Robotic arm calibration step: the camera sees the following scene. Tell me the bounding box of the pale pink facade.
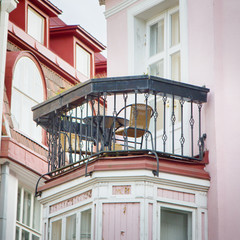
[103,0,240,239]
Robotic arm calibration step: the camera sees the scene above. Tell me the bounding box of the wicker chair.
[113,103,154,149]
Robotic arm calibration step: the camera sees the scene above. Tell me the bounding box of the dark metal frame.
[32,75,209,190]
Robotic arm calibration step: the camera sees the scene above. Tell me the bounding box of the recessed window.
[16,186,42,240]
[51,208,92,240]
[11,56,44,143]
[161,208,192,240]
[27,6,45,44]
[76,44,91,78]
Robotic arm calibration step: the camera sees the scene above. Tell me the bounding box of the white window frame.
[76,44,91,78]
[27,6,45,44]
[50,205,93,240]
[16,186,42,240]
[158,203,196,240]
[146,6,180,80]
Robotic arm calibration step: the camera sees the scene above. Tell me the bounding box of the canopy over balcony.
[32,75,209,181]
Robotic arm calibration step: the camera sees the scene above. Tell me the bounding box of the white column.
[0,162,9,240]
[0,0,17,151]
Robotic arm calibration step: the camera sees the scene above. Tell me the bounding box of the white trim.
[104,0,137,19]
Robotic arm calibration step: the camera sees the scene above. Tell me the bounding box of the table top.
[83,115,129,129]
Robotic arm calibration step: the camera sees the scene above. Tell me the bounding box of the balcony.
[32,75,209,180]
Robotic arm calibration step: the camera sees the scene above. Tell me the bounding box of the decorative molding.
[157,188,195,203]
[49,190,92,213]
[105,0,137,19]
[112,185,131,195]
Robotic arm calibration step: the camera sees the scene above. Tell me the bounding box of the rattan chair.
[113,103,154,149]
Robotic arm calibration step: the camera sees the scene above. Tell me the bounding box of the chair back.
[129,104,153,130]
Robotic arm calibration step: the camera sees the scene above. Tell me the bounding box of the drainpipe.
[0,162,10,240]
[0,0,17,151]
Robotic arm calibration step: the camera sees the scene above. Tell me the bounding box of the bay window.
[16,186,42,240]
[51,208,92,240]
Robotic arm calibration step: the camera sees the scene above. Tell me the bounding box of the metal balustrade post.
[171,95,176,154]
[179,99,185,155]
[123,93,128,150]
[189,101,194,157]
[134,90,138,150]
[154,93,157,151]
[113,93,117,150]
[162,96,167,152]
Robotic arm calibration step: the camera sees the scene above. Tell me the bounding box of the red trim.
[0,137,48,176]
[8,21,82,84]
[38,154,210,192]
[50,25,106,52]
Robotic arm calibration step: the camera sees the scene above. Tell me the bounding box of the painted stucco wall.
[104,0,240,239]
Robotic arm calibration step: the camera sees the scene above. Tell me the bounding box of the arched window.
[11,56,45,142]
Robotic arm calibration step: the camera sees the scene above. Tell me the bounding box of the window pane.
[171,52,181,81]
[16,187,21,222]
[81,209,91,240]
[52,219,62,240]
[22,229,30,240]
[15,226,20,240]
[171,11,180,46]
[161,209,190,240]
[150,19,164,56]
[22,190,31,226]
[32,235,40,240]
[76,44,90,78]
[28,7,45,43]
[66,214,76,240]
[149,60,164,77]
[33,198,41,231]
[11,56,44,142]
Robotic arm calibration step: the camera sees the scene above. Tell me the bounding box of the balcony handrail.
[32,75,210,175]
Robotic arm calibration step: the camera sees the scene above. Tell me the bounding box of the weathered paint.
[157,188,195,203]
[102,203,140,240]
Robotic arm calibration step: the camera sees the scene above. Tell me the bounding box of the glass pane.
[16,187,21,222]
[171,11,180,46]
[33,198,41,231]
[52,219,62,240]
[171,52,181,81]
[32,235,40,240]
[150,19,164,56]
[81,209,91,240]
[22,229,30,240]
[22,190,31,227]
[76,44,90,78]
[161,209,190,240]
[11,56,44,142]
[28,7,45,43]
[66,214,77,240]
[149,60,164,77]
[15,226,20,240]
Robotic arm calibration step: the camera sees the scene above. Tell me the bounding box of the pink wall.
[102,203,140,240]
[188,0,240,239]
[105,0,240,239]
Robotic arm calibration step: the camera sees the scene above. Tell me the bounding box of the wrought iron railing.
[32,75,209,176]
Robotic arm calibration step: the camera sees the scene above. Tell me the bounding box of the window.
[27,6,45,44]
[16,186,42,240]
[51,208,92,240]
[11,56,44,143]
[76,44,91,78]
[147,6,180,80]
[160,208,192,240]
